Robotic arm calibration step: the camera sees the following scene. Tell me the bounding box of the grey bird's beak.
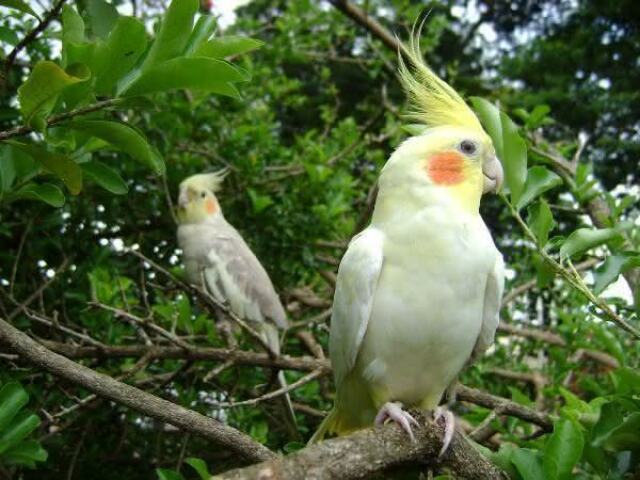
[482,155,504,194]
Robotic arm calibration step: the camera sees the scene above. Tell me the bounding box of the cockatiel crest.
[179,167,229,194]
[398,33,485,133]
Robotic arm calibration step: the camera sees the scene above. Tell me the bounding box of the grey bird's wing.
[181,219,298,436]
[199,220,288,333]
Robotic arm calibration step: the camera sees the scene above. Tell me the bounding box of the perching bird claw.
[375,402,419,442]
[433,406,456,457]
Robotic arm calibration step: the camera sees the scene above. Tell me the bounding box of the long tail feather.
[276,370,300,440]
[308,408,337,444]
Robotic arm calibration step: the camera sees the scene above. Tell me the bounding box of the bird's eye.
[200,192,207,199]
[459,140,477,156]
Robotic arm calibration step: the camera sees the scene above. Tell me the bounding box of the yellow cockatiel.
[311,35,505,452]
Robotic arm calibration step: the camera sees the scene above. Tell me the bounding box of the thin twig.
[10,221,32,296]
[505,198,640,339]
[90,302,191,349]
[210,369,323,409]
[6,259,68,320]
[0,99,120,141]
[3,0,68,76]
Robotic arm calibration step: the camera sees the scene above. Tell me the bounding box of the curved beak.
[482,155,504,194]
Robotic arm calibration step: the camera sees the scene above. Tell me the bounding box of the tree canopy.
[0,1,638,479]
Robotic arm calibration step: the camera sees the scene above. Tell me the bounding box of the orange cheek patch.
[426,152,465,185]
[205,198,217,215]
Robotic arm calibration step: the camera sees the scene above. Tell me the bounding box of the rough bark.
[216,413,505,480]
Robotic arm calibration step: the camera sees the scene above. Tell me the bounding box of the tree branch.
[0,99,119,141]
[329,0,408,60]
[0,317,274,464]
[38,341,331,373]
[3,0,68,76]
[218,411,505,479]
[455,385,552,432]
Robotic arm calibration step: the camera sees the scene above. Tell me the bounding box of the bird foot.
[433,406,455,457]
[375,401,419,442]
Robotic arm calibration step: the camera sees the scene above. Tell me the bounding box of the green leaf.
[517,166,562,210]
[12,183,65,207]
[185,457,210,480]
[143,0,199,69]
[0,0,39,19]
[559,224,632,259]
[247,188,274,213]
[95,17,148,95]
[10,143,82,194]
[67,120,164,174]
[500,111,528,204]
[1,145,38,187]
[123,57,248,98]
[184,15,217,55]
[2,440,48,467]
[0,383,28,433]
[526,104,551,129]
[0,411,40,454]
[486,443,519,479]
[194,36,264,58]
[600,413,640,452]
[610,368,640,395]
[61,5,85,47]
[81,161,128,195]
[511,448,546,480]
[543,418,584,479]
[85,0,119,39]
[591,402,628,449]
[593,254,640,295]
[17,61,90,129]
[527,199,555,247]
[155,469,185,480]
[0,147,17,193]
[0,26,19,45]
[470,97,503,161]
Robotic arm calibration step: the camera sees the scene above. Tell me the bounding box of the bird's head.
[377,33,503,215]
[176,169,229,224]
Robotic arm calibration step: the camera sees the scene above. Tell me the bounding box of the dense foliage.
[0,0,638,478]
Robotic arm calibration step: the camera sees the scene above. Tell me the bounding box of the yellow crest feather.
[398,25,483,133]
[180,167,229,193]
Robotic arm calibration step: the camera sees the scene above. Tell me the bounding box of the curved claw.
[434,406,456,457]
[375,402,419,442]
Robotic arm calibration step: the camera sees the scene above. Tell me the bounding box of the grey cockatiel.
[176,170,297,435]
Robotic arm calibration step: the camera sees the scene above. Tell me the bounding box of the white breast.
[357,207,495,409]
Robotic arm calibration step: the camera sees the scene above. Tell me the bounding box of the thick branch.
[0,317,274,464]
[218,412,504,480]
